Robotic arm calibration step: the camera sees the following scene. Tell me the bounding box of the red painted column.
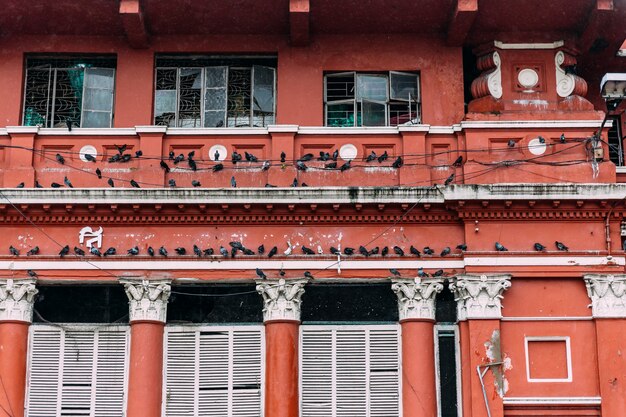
[268,126,298,187]
[585,274,626,417]
[0,278,38,417]
[121,279,171,417]
[136,126,167,187]
[391,278,444,417]
[257,278,309,417]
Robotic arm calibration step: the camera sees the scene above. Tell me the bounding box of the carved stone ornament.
[120,278,171,323]
[79,226,103,249]
[450,274,511,320]
[0,279,38,323]
[555,51,587,98]
[391,278,444,321]
[470,51,502,99]
[584,275,626,318]
[256,278,308,322]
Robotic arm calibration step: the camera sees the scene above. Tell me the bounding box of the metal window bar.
[607,116,624,166]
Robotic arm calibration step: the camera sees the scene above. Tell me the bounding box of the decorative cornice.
[456,210,607,220]
[391,278,444,321]
[0,278,38,323]
[584,274,626,318]
[120,278,171,323]
[256,278,308,322]
[451,274,512,320]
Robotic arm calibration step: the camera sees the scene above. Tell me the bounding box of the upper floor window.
[324,71,420,127]
[154,56,276,128]
[23,56,116,128]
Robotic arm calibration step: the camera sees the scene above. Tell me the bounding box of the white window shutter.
[198,331,230,416]
[61,331,95,416]
[28,328,62,416]
[93,330,128,417]
[165,331,196,416]
[301,329,333,417]
[336,329,367,417]
[232,329,263,417]
[369,329,400,417]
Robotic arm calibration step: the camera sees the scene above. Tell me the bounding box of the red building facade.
[0,1,625,417]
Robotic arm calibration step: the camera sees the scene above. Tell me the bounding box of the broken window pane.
[357,74,388,101]
[177,68,202,127]
[203,66,227,128]
[252,65,275,127]
[390,72,418,102]
[361,100,387,126]
[155,69,177,126]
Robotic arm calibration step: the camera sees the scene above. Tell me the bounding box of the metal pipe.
[476,361,504,417]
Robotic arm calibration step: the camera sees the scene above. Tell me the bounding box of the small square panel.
[513,64,545,92]
[525,337,571,382]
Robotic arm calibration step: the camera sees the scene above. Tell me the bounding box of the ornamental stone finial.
[450,274,512,320]
[0,278,38,323]
[584,274,626,318]
[391,277,444,321]
[256,278,308,322]
[120,278,171,323]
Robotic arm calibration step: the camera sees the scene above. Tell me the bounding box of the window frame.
[434,324,463,417]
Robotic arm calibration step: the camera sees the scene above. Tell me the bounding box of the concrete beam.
[119,0,150,49]
[446,0,478,47]
[579,0,614,53]
[289,0,310,46]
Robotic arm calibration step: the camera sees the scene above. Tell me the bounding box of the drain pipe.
[476,361,504,417]
[606,214,612,255]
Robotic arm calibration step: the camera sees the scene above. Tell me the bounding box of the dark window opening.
[437,329,460,417]
[608,115,624,166]
[167,285,262,323]
[34,285,128,323]
[436,282,457,323]
[462,47,480,113]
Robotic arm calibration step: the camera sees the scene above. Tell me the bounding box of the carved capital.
[120,278,171,323]
[391,278,444,321]
[256,278,308,322]
[0,279,38,323]
[584,274,626,318]
[451,274,511,320]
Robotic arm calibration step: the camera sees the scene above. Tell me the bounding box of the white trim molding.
[493,41,565,50]
[120,278,171,323]
[584,274,626,318]
[524,336,572,383]
[451,274,511,320]
[391,277,444,321]
[503,396,601,406]
[256,278,308,322]
[0,278,38,323]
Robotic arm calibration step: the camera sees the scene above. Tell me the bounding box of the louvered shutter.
[301,325,400,417]
[26,325,128,417]
[164,326,264,417]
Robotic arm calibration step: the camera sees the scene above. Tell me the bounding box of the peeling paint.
[484,329,508,397]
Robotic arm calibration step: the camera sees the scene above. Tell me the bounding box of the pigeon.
[243,248,255,256]
[381,246,389,256]
[453,156,463,167]
[258,245,265,255]
[188,151,195,160]
[135,150,143,157]
[168,179,177,187]
[555,241,569,251]
[299,153,314,162]
[417,267,428,278]
[96,168,102,179]
[368,247,379,256]
[159,246,168,256]
[534,243,546,252]
[538,136,546,144]
[120,154,132,163]
[64,176,73,188]
[279,268,286,276]
[433,269,445,277]
[268,246,278,258]
[230,242,245,251]
[193,245,202,257]
[410,245,421,257]
[147,246,155,257]
[231,248,237,258]
[169,151,175,160]
[359,246,369,257]
[107,178,115,187]
[220,246,229,257]
[256,268,267,279]
[291,178,298,187]
[423,247,434,255]
[104,247,116,256]
[392,156,403,169]
[304,271,314,279]
[330,246,341,255]
[444,173,455,186]
[262,160,271,171]
[16,182,24,188]
[301,183,308,187]
[231,151,242,164]
[245,152,258,162]
[302,246,315,255]
[35,180,43,188]
[160,160,171,172]
[393,246,405,256]
[203,248,214,256]
[66,120,73,131]
[108,154,121,163]
[456,244,467,251]
[9,246,19,256]
[440,247,451,257]
[560,134,566,144]
[84,153,96,162]
[27,246,39,256]
[507,139,516,148]
[495,242,508,251]
[296,161,308,171]
[318,151,330,161]
[115,144,127,154]
[192,180,201,187]
[188,159,197,171]
[280,152,286,163]
[389,268,401,276]
[27,269,37,278]
[343,247,355,255]
[173,154,184,164]
[365,151,377,162]
[90,247,102,256]
[51,182,62,188]
[324,162,337,169]
[265,183,277,188]
[127,246,139,255]
[55,153,65,164]
[377,151,388,163]
[213,163,224,172]
[74,246,85,256]
[339,161,351,172]
[59,245,70,257]
[332,150,339,161]
[130,179,140,188]
[175,247,186,255]
[230,176,237,188]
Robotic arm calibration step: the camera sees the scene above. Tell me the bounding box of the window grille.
[163,325,264,417]
[26,325,129,417]
[607,116,624,166]
[300,325,400,417]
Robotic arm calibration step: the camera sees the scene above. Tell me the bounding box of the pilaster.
[451,274,511,320]
[120,278,171,323]
[391,277,444,321]
[256,278,308,322]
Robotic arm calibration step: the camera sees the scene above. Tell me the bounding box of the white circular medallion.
[79,145,98,162]
[527,137,547,155]
[517,68,539,89]
[339,144,358,161]
[209,145,227,162]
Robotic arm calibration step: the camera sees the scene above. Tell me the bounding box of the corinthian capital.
[0,279,38,323]
[391,278,444,321]
[120,278,171,323]
[584,274,626,318]
[451,274,511,320]
[256,278,308,322]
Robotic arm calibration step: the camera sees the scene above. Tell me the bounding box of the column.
[0,278,38,417]
[451,274,511,417]
[121,278,171,417]
[391,277,444,417]
[584,274,626,417]
[135,126,167,187]
[256,278,308,417]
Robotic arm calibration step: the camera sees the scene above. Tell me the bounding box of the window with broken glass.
[154,56,276,128]
[324,71,420,127]
[23,56,116,128]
